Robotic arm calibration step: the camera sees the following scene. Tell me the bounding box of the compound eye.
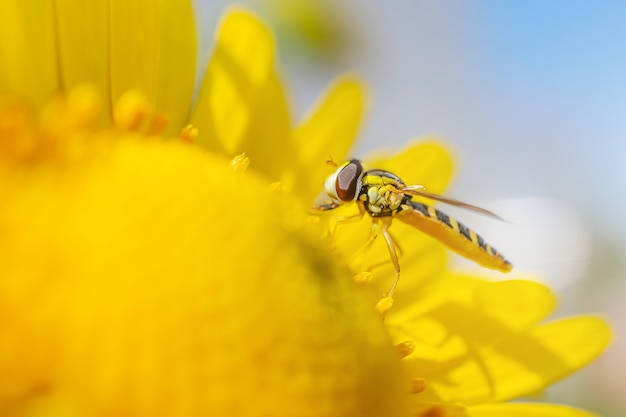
[336,159,363,201]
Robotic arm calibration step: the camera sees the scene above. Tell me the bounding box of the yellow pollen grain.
[304,214,320,225]
[230,152,250,172]
[269,181,287,194]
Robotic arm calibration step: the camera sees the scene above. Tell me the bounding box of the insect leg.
[380,219,401,297]
[312,201,341,211]
[328,202,366,238]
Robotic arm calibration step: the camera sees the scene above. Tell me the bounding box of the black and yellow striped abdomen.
[396,200,512,272]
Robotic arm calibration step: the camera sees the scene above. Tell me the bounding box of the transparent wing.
[398,185,506,221]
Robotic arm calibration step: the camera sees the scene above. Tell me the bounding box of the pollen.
[269,181,287,193]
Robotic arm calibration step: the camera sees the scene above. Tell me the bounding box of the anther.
[395,341,414,358]
[146,113,169,136]
[375,296,394,315]
[231,153,250,172]
[410,378,427,394]
[113,90,152,131]
[353,271,373,284]
[179,125,198,143]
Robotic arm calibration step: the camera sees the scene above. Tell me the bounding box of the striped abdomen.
[396,200,512,272]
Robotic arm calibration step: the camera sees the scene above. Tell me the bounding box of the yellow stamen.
[375,296,394,315]
[230,153,250,172]
[146,112,170,136]
[410,378,427,394]
[113,89,152,131]
[395,341,414,359]
[179,124,198,143]
[353,271,373,284]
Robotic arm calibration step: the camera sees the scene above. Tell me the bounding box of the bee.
[314,159,512,297]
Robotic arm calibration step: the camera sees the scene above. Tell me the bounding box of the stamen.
[422,405,447,417]
[410,378,427,394]
[353,271,373,284]
[113,90,152,131]
[269,181,286,193]
[41,86,100,140]
[375,295,394,315]
[146,113,170,136]
[395,341,414,358]
[231,153,250,172]
[179,125,198,143]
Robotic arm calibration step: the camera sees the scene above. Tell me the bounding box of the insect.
[314,159,512,298]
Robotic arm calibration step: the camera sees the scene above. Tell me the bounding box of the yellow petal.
[109,0,160,109]
[152,0,197,135]
[401,312,610,404]
[294,76,367,202]
[54,0,111,120]
[468,403,602,417]
[477,316,611,402]
[0,2,58,106]
[191,8,296,185]
[368,140,455,194]
[389,276,555,334]
[475,279,556,330]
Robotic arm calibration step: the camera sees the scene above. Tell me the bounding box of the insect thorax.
[359,169,409,217]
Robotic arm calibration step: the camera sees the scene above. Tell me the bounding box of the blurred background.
[195,1,625,415]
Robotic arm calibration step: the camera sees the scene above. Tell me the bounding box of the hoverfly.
[314,159,512,298]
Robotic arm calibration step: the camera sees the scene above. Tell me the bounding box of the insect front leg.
[326,202,366,239]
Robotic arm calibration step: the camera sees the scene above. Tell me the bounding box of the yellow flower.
[0,3,611,417]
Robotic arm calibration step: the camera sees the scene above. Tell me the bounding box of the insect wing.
[400,186,505,221]
[396,200,512,272]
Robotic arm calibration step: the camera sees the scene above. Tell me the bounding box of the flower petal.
[54,0,111,119]
[367,140,455,194]
[109,0,161,109]
[389,276,555,334]
[191,8,296,184]
[294,76,367,202]
[0,2,58,105]
[401,310,610,404]
[468,403,602,417]
[152,0,197,135]
[475,279,556,331]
